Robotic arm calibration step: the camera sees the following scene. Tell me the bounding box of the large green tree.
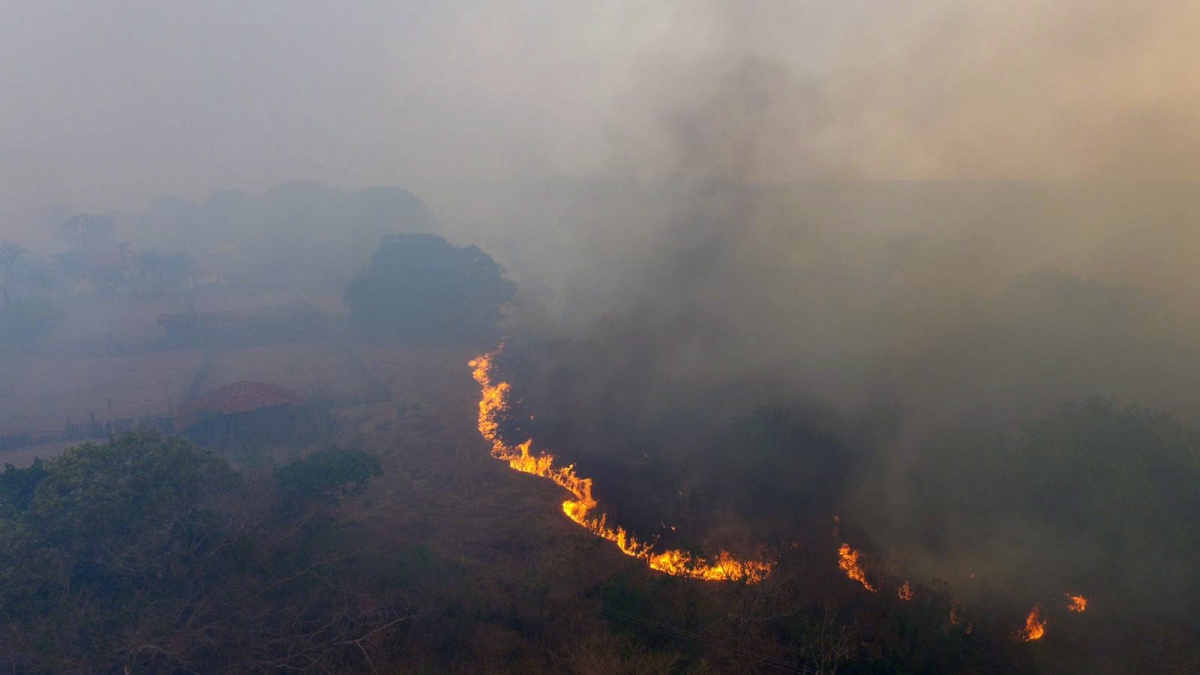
[0,432,399,673]
[344,233,515,342]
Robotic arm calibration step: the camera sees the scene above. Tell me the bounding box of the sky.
[2,0,1200,225]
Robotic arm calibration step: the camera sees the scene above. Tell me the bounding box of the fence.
[62,414,178,442]
[0,433,36,451]
[1,415,178,452]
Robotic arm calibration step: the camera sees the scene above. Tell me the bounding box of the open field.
[43,286,343,351]
[0,348,206,434]
[332,344,648,608]
[0,288,348,450]
[1,335,646,646]
[203,342,371,396]
[0,333,642,586]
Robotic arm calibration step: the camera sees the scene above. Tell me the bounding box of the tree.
[274,447,382,512]
[57,213,114,250]
[135,249,195,291]
[0,432,401,673]
[344,233,516,342]
[0,242,60,344]
[0,241,49,309]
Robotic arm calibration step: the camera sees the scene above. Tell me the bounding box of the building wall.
[184,404,313,448]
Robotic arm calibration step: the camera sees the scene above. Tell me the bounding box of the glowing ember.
[837,543,876,592]
[469,346,773,583]
[1018,606,1046,642]
[897,580,914,601]
[1066,594,1087,613]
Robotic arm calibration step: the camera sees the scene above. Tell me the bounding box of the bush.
[274,447,383,511]
[0,432,394,672]
[344,233,515,342]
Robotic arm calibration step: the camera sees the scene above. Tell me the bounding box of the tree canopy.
[344,233,516,342]
[0,241,61,344]
[0,432,395,673]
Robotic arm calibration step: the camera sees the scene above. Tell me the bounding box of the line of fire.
[473,341,1094,643]
[470,344,774,583]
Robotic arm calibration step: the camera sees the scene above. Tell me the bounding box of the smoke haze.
[4,1,1200,672]
[6,1,1200,222]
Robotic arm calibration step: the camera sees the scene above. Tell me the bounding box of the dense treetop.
[344,233,515,342]
[0,432,390,673]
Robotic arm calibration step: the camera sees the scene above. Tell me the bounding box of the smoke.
[428,7,1200,662]
[5,1,1200,667]
[6,0,1200,229]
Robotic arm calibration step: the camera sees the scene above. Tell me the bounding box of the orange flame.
[837,543,876,592]
[1018,606,1046,642]
[897,580,914,601]
[1066,594,1087,613]
[469,347,772,583]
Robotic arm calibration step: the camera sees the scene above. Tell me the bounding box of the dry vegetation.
[337,344,635,588]
[0,294,1055,672]
[49,287,342,347]
[0,349,205,433]
[204,342,367,394]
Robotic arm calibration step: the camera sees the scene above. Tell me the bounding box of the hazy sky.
[3,0,1200,223]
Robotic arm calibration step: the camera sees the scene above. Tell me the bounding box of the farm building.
[177,380,313,447]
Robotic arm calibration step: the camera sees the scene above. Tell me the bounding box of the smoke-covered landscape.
[3,2,1200,673]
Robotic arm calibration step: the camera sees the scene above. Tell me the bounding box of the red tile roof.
[178,380,306,430]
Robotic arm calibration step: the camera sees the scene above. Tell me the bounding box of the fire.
[897,580,913,601]
[1066,594,1087,613]
[469,347,772,583]
[837,543,876,592]
[1018,606,1046,642]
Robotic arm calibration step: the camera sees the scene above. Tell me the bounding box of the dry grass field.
[48,287,343,347]
[0,334,781,671]
[0,334,638,590]
[0,348,206,434]
[1,282,649,644]
[335,344,637,591]
[203,342,368,396]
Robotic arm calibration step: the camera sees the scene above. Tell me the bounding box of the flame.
[469,346,772,583]
[837,543,876,592]
[1018,606,1046,642]
[1066,594,1087,613]
[897,580,914,601]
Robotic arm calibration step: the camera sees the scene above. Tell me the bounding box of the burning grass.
[469,344,773,583]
